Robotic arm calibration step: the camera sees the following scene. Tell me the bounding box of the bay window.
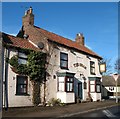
[58,77,74,92]
[89,80,101,93]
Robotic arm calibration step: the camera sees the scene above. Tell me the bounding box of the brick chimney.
[22,7,34,26]
[75,33,85,45]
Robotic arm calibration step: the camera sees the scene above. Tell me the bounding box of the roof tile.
[2,33,39,51]
[34,26,102,59]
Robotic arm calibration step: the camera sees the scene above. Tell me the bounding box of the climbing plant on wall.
[7,49,46,105]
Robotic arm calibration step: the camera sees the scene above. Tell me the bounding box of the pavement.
[2,99,120,118]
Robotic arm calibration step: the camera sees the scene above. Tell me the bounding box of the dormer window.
[18,52,27,64]
[60,52,68,69]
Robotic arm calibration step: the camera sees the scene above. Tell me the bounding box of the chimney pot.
[22,6,34,26]
[75,33,85,46]
[29,7,33,14]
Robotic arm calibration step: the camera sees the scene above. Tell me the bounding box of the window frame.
[96,80,101,93]
[60,52,68,69]
[18,52,28,64]
[90,61,95,75]
[16,75,28,95]
[57,78,65,92]
[89,80,101,93]
[90,80,95,93]
[65,77,74,92]
[57,76,74,93]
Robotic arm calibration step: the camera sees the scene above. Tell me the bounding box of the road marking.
[102,110,116,117]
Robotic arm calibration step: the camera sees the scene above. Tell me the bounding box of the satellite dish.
[38,42,44,49]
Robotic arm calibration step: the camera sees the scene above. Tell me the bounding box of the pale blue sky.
[2,2,118,72]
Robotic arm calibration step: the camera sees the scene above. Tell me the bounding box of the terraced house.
[2,7,103,107]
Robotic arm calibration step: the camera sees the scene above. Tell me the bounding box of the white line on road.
[102,110,116,117]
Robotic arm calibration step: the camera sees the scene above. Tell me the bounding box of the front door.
[78,82,82,99]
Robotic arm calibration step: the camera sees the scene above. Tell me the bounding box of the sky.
[2,2,118,73]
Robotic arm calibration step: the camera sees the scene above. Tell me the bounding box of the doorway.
[78,82,82,99]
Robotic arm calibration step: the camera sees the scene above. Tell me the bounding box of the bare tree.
[101,58,112,75]
[114,58,120,74]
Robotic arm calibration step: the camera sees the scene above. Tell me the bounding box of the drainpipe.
[43,80,46,106]
[4,47,9,110]
[0,39,2,117]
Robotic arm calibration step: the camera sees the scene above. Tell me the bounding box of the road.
[70,105,120,118]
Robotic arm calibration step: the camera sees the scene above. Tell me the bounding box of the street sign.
[112,74,119,81]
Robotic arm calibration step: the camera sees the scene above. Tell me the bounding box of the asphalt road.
[71,105,120,118]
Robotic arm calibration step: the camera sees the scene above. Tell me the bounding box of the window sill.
[66,91,74,93]
[90,92,101,93]
[60,67,69,70]
[15,94,30,96]
[90,73,96,75]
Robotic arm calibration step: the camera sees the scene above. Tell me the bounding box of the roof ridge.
[34,25,73,42]
[34,26,102,59]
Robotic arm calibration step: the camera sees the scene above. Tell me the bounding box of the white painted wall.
[3,48,33,107]
[3,42,102,107]
[90,93,101,101]
[57,92,75,103]
[44,45,102,103]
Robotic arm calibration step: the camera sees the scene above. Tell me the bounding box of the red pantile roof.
[2,32,39,51]
[34,26,102,59]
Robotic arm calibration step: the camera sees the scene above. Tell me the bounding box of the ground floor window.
[16,75,28,95]
[90,80,95,92]
[90,80,101,93]
[66,77,74,92]
[58,77,74,92]
[58,78,65,91]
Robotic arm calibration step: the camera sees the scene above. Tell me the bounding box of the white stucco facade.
[40,44,102,104]
[2,41,102,107]
[2,48,33,107]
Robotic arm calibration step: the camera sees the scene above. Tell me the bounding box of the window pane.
[67,83,70,91]
[90,81,95,84]
[61,53,68,60]
[67,78,70,81]
[70,83,73,91]
[59,78,64,82]
[60,60,67,68]
[18,52,27,58]
[96,85,100,92]
[18,58,27,64]
[66,82,73,92]
[59,82,64,91]
[90,85,95,92]
[17,76,27,84]
[69,78,73,82]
